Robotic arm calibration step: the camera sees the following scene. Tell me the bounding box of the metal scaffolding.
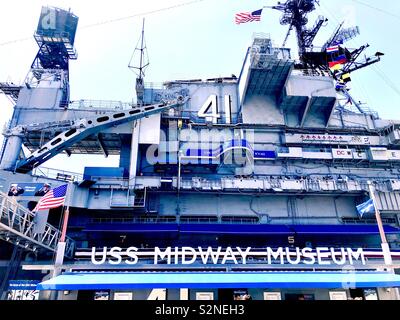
[0,192,75,258]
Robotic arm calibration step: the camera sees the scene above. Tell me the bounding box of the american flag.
[33,184,68,212]
[235,9,263,24]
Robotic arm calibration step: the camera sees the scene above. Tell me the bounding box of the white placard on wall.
[196,292,214,300]
[263,292,282,300]
[114,292,133,300]
[329,291,347,300]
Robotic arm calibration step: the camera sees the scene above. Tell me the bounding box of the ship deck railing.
[68,99,132,110]
[291,68,331,77]
[0,191,75,257]
[90,216,178,224]
[32,166,83,183]
[89,217,260,225]
[88,216,397,226]
[29,169,400,197]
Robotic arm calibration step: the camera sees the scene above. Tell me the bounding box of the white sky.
[1,0,400,173]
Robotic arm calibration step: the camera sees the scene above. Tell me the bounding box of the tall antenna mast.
[267,0,325,63]
[129,18,149,106]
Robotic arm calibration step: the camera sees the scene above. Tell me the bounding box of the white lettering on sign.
[224,95,232,124]
[41,7,56,30]
[285,133,380,146]
[347,248,366,265]
[198,95,232,124]
[81,246,368,266]
[389,150,400,160]
[198,95,219,124]
[332,149,353,159]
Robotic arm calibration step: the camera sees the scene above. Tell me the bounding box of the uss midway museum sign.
[76,246,368,266]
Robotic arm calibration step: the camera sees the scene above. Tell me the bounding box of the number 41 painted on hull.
[197,95,232,124]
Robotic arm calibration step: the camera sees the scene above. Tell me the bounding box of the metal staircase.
[0,192,74,258]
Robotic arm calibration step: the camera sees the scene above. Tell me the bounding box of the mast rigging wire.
[350,0,400,21]
[0,0,208,47]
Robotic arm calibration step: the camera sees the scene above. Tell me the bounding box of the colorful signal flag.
[329,63,343,72]
[327,45,339,53]
[341,73,351,83]
[333,54,348,64]
[335,82,346,91]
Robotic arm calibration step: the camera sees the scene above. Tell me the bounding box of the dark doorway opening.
[218,289,252,301]
[218,289,234,301]
[349,288,366,300]
[77,290,110,300]
[77,290,95,300]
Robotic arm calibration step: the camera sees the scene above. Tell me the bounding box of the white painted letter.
[181,247,197,265]
[347,248,366,265]
[316,247,331,265]
[221,247,238,264]
[302,248,316,265]
[331,248,347,266]
[91,247,107,265]
[198,247,222,264]
[236,247,251,264]
[267,247,284,264]
[125,247,139,265]
[286,247,301,265]
[154,247,172,264]
[109,247,122,265]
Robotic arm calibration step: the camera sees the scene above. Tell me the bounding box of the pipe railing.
[0,192,75,257]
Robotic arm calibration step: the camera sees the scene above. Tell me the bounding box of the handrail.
[32,166,83,182]
[68,99,132,110]
[90,217,177,224]
[291,69,331,77]
[0,191,75,257]
[88,216,396,226]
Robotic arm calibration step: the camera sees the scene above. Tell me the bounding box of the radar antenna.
[129,18,150,106]
[265,0,385,118]
[322,23,360,51]
[267,1,383,75]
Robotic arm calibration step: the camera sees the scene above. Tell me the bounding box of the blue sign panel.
[185,140,251,158]
[8,183,51,197]
[253,150,277,159]
[185,145,223,157]
[184,141,276,160]
[7,281,40,300]
[8,280,39,290]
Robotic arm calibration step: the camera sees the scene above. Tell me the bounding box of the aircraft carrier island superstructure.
[1,2,400,301]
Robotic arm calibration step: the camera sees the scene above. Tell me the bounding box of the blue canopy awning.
[37,271,400,290]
